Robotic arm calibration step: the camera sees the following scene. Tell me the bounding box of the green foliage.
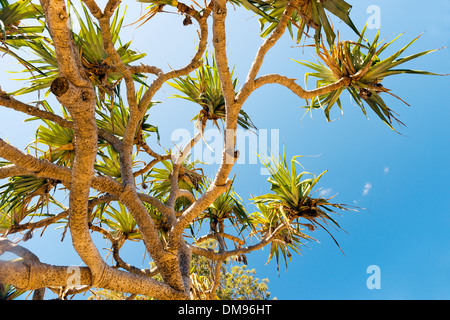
[95,146,124,180]
[146,159,205,198]
[0,175,61,225]
[169,51,256,131]
[196,178,253,235]
[0,0,45,73]
[96,87,160,142]
[297,26,442,130]
[137,0,359,47]
[88,240,271,300]
[0,283,25,300]
[219,265,270,300]
[35,122,74,167]
[0,0,443,300]
[190,240,271,300]
[250,150,352,269]
[100,202,141,241]
[144,201,171,243]
[230,0,359,46]
[11,1,146,96]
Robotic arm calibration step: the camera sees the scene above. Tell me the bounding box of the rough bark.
[0,0,354,300]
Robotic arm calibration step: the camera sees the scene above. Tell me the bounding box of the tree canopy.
[0,0,444,300]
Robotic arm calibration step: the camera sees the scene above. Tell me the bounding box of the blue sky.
[1,0,449,300]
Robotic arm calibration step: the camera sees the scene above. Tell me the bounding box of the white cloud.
[384,167,390,174]
[319,188,333,198]
[362,182,372,196]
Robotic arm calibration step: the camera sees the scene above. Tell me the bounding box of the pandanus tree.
[0,0,444,300]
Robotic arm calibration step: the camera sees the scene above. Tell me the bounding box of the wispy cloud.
[318,188,333,198]
[362,182,372,196]
[384,167,390,174]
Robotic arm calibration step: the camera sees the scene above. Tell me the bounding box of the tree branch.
[206,258,223,299]
[168,179,233,249]
[0,260,186,299]
[4,195,116,236]
[189,224,287,260]
[0,139,172,218]
[136,4,211,113]
[39,0,108,288]
[0,238,46,299]
[212,0,235,107]
[253,74,352,100]
[0,94,121,151]
[164,0,245,247]
[111,240,160,278]
[0,237,40,261]
[40,0,90,88]
[239,0,299,98]
[196,232,245,246]
[0,164,29,180]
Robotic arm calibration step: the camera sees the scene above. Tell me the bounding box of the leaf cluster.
[248,150,352,269]
[169,51,256,132]
[298,26,442,130]
[11,1,146,97]
[229,0,359,46]
[0,0,45,72]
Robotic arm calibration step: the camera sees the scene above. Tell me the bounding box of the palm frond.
[0,0,45,74]
[96,92,159,141]
[0,175,60,226]
[232,0,359,46]
[196,178,253,233]
[101,202,141,241]
[297,27,444,130]
[11,1,146,96]
[169,50,256,132]
[145,158,205,211]
[250,150,353,269]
